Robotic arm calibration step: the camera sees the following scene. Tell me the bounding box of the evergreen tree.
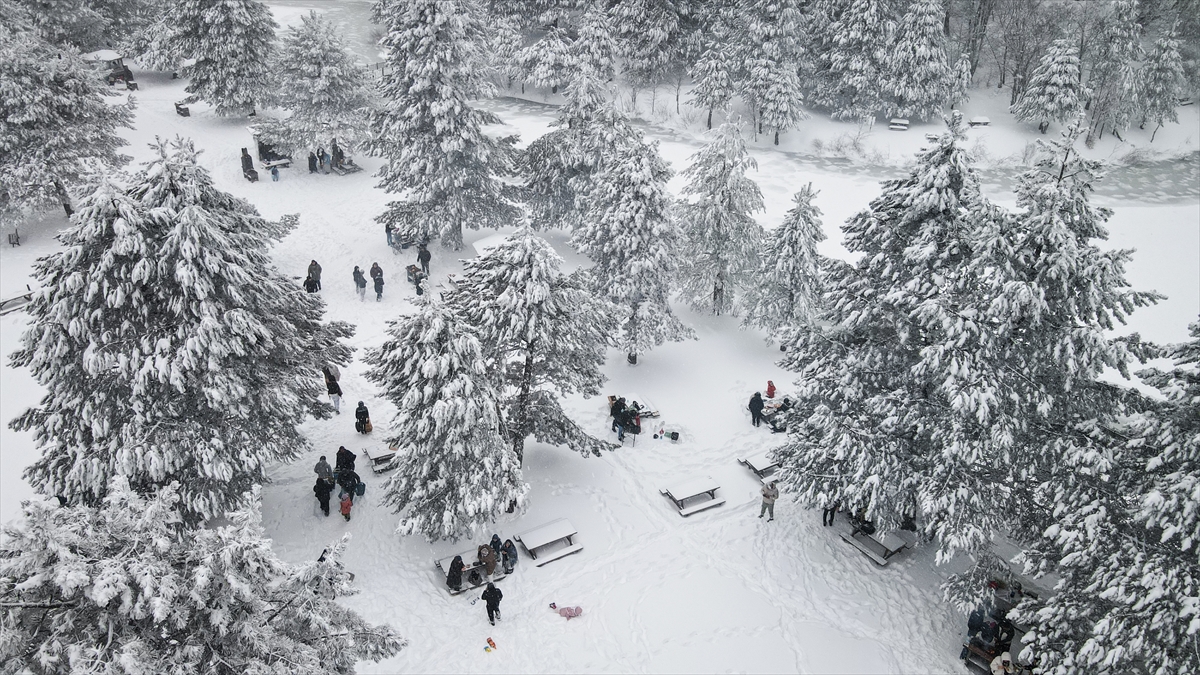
[572,3,618,79]
[688,5,739,130]
[15,0,107,50]
[365,302,528,540]
[676,122,765,315]
[1012,38,1085,134]
[173,0,277,115]
[516,25,575,93]
[9,138,354,522]
[742,183,825,337]
[823,0,890,120]
[571,119,693,363]
[1138,27,1186,141]
[947,53,973,110]
[1086,0,1142,143]
[368,0,518,250]
[740,0,808,144]
[0,478,406,673]
[609,0,693,96]
[884,0,952,121]
[259,11,374,156]
[0,26,134,224]
[450,229,616,463]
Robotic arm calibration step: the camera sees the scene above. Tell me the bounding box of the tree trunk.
[510,348,536,466]
[966,0,997,76]
[774,130,780,145]
[943,0,951,37]
[706,107,713,129]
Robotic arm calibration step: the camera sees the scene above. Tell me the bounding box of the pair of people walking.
[322,364,342,413]
[369,263,384,301]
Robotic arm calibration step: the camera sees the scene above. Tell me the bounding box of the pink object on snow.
[558,606,583,620]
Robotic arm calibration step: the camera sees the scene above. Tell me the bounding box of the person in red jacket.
[339,492,353,521]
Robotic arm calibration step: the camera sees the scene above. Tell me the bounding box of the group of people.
[313,446,362,521]
[320,363,371,433]
[608,397,643,442]
[306,140,347,174]
[444,534,520,624]
[747,390,793,433]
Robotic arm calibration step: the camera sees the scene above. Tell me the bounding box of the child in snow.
[339,492,353,521]
[303,274,319,293]
[481,583,503,625]
[489,534,503,559]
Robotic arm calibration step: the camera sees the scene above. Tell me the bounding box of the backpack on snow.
[467,570,483,586]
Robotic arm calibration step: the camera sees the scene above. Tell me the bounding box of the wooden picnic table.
[839,529,913,566]
[434,547,508,595]
[738,451,778,479]
[362,446,397,474]
[514,518,582,566]
[660,476,725,516]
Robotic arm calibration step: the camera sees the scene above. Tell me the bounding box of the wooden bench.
[362,446,398,474]
[7,229,19,247]
[968,116,991,127]
[839,529,911,566]
[174,101,190,117]
[660,476,725,516]
[434,548,508,595]
[888,118,909,131]
[514,518,582,566]
[0,285,34,317]
[738,452,778,480]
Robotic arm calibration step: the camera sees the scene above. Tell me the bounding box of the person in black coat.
[303,274,319,293]
[417,244,431,274]
[353,266,367,302]
[489,534,503,559]
[748,392,765,427]
[355,401,371,433]
[446,555,465,591]
[337,469,360,503]
[313,476,333,516]
[481,582,503,625]
[335,445,356,473]
[610,397,626,433]
[501,539,518,574]
[308,152,318,173]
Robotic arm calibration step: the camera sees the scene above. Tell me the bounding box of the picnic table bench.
[514,518,582,566]
[362,446,397,474]
[888,118,910,131]
[738,452,779,483]
[839,528,913,566]
[968,116,991,127]
[0,285,34,317]
[434,547,508,595]
[660,476,725,516]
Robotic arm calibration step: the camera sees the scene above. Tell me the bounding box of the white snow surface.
[2,5,1198,672]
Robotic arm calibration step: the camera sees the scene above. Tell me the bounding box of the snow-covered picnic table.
[362,446,397,474]
[434,547,509,595]
[660,476,725,516]
[738,452,779,482]
[840,528,915,567]
[514,518,582,566]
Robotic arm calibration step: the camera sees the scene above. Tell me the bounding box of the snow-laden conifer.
[823,0,890,120]
[609,0,692,93]
[676,122,764,315]
[368,0,518,250]
[1086,0,1141,143]
[1011,38,1085,133]
[172,0,277,115]
[884,0,952,121]
[258,10,374,156]
[517,25,575,93]
[10,138,354,522]
[571,122,693,362]
[742,183,825,337]
[1138,27,1186,141]
[365,301,528,540]
[0,26,134,224]
[688,5,739,130]
[0,478,406,672]
[739,0,808,144]
[449,229,616,463]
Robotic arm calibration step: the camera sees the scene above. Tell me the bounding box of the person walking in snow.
[369,263,384,302]
[316,147,327,173]
[339,492,353,521]
[481,582,503,625]
[477,543,497,580]
[355,401,371,434]
[759,480,779,521]
[338,468,360,504]
[308,260,322,290]
[501,539,519,575]
[417,244,431,275]
[822,500,839,527]
[610,397,626,433]
[308,152,318,173]
[314,455,333,482]
[748,392,765,427]
[314,475,333,516]
[335,445,356,474]
[326,376,342,413]
[353,266,367,302]
[303,274,319,293]
[270,165,279,182]
[446,555,465,591]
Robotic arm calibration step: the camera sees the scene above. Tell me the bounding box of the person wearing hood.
[307,260,322,290]
[489,534,503,559]
[477,543,497,580]
[446,555,465,591]
[760,480,779,521]
[355,401,371,434]
[335,446,356,473]
[748,392,765,427]
[313,476,333,516]
[481,582,503,625]
[501,539,519,574]
[353,266,367,302]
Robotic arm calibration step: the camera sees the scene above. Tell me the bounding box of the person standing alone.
[370,263,384,301]
[481,582,503,625]
[748,392,765,427]
[417,244,431,275]
[759,480,779,521]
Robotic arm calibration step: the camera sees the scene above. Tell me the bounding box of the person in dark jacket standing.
[417,244,431,275]
[355,401,371,434]
[353,266,367,302]
[481,582,503,625]
[303,274,319,293]
[338,469,360,503]
[369,263,384,301]
[308,152,318,173]
[489,534,503,559]
[610,397,626,433]
[335,445,356,473]
[326,377,342,413]
[314,476,333,516]
[748,392,765,427]
[501,539,519,574]
[446,555,465,591]
[308,260,322,290]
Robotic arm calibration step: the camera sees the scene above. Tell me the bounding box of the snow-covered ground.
[2,5,1198,673]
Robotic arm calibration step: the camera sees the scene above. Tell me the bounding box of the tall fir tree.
[0,26,134,224]
[676,122,765,315]
[365,301,528,540]
[1138,27,1186,141]
[449,229,616,463]
[741,183,825,337]
[173,0,277,115]
[0,479,406,672]
[259,10,374,156]
[15,0,107,50]
[823,0,890,120]
[1085,0,1142,143]
[1011,38,1085,133]
[687,3,739,130]
[609,0,693,97]
[368,0,518,250]
[9,138,354,523]
[884,0,952,121]
[740,0,808,144]
[516,25,576,93]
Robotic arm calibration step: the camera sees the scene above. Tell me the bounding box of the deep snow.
[1,4,1198,673]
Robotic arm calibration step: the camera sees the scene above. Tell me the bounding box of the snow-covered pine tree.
[688,4,740,130]
[884,0,952,121]
[14,0,107,49]
[676,122,764,315]
[0,26,134,224]
[365,301,527,540]
[571,121,693,363]
[740,0,808,144]
[516,25,576,93]
[10,138,354,523]
[368,0,518,250]
[947,53,973,110]
[1138,27,1186,141]
[0,478,406,672]
[572,3,618,80]
[823,0,890,120]
[741,183,825,337]
[1085,0,1142,143]
[258,10,374,156]
[449,228,616,463]
[609,0,693,98]
[172,0,277,115]
[1011,38,1085,133]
